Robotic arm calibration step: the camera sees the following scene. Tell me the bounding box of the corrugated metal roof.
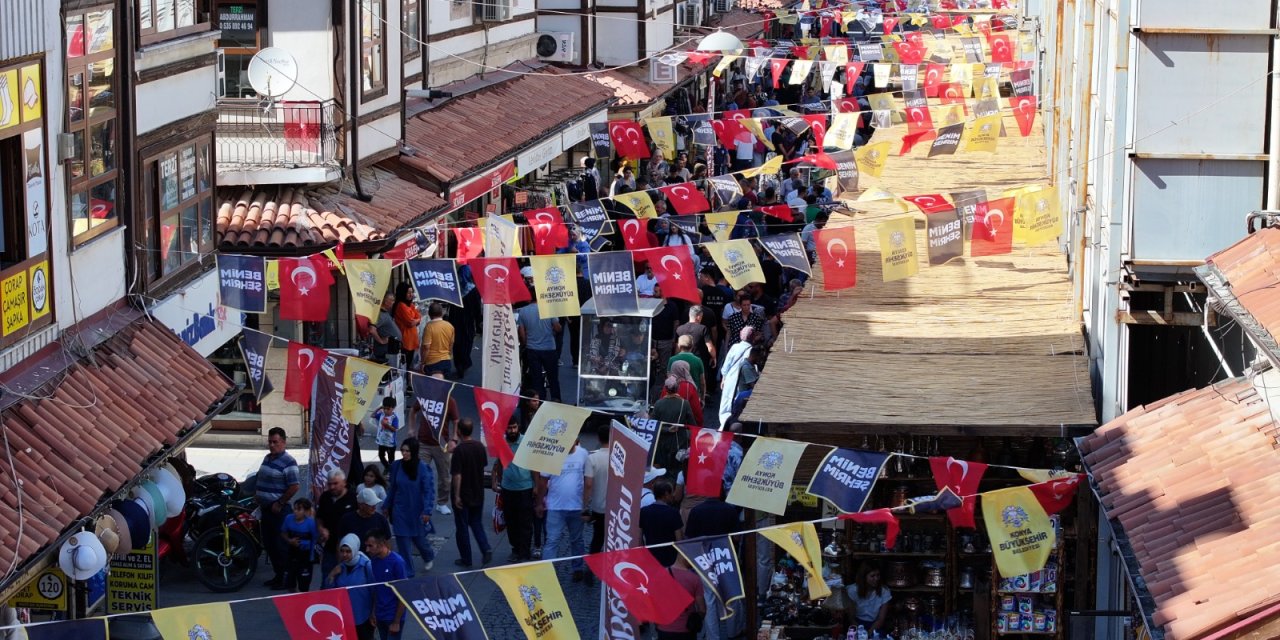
[0,319,235,580]
[1079,376,1280,640]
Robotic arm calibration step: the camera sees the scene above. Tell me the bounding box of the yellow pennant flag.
[321,247,346,274]
[872,63,892,88]
[856,187,909,212]
[936,104,966,127]
[727,437,808,516]
[951,63,974,96]
[345,259,393,321]
[982,486,1057,578]
[977,73,1001,100]
[705,239,766,290]
[961,114,1001,154]
[1015,186,1062,245]
[713,54,740,78]
[776,10,798,24]
[759,523,832,600]
[486,562,580,640]
[742,118,773,149]
[823,44,849,65]
[789,59,814,85]
[530,254,581,318]
[614,190,657,219]
[152,603,238,640]
[1017,468,1075,484]
[877,216,919,283]
[866,92,896,114]
[825,112,860,151]
[265,259,280,290]
[644,116,677,161]
[741,154,783,179]
[880,44,899,65]
[908,12,928,26]
[855,141,893,180]
[953,23,973,36]
[341,357,391,423]
[840,10,858,27]
[705,212,738,242]
[486,213,521,257]
[511,401,593,475]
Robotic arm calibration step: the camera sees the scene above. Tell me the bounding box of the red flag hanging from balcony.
[283,101,321,153]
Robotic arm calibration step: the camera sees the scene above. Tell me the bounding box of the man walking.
[517,301,563,402]
[365,529,409,640]
[420,302,455,377]
[257,427,299,589]
[535,438,592,581]
[450,418,492,568]
[492,417,536,561]
[417,372,459,515]
[583,424,611,555]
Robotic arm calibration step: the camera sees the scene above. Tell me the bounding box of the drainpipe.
[349,0,372,201]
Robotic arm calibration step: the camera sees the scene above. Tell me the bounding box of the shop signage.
[8,567,68,612]
[2,269,29,336]
[562,114,600,151]
[107,539,157,613]
[788,485,818,507]
[516,136,562,178]
[217,2,258,49]
[150,269,244,357]
[449,160,515,210]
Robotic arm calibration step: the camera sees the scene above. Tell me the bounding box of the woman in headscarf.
[718,326,756,426]
[669,360,704,426]
[385,437,436,576]
[327,533,376,640]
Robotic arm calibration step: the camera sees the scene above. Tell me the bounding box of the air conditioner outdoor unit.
[713,0,733,13]
[675,1,688,27]
[535,32,576,62]
[687,0,703,26]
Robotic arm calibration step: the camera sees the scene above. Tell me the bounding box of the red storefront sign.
[448,160,515,209]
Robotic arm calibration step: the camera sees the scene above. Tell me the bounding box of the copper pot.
[885,561,914,588]
[923,565,945,588]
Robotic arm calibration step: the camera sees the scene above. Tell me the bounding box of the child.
[374,396,399,469]
[281,498,318,592]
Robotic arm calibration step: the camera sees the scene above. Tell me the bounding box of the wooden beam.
[1116,310,1212,326]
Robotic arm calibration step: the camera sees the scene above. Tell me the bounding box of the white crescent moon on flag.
[660,254,683,274]
[826,237,849,258]
[304,604,344,633]
[481,401,500,427]
[613,562,650,588]
[623,219,641,237]
[1017,98,1033,112]
[987,208,1006,228]
[484,264,509,280]
[533,211,557,227]
[671,184,691,200]
[909,109,926,124]
[947,458,970,484]
[291,263,317,288]
[696,429,720,452]
[298,348,315,370]
[624,126,644,143]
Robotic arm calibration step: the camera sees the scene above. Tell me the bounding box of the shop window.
[403,0,420,62]
[142,136,214,287]
[214,2,264,99]
[138,0,212,46]
[66,6,120,246]
[361,0,386,101]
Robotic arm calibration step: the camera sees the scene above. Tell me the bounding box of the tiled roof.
[402,67,615,184]
[1078,377,1280,640]
[1199,227,1280,356]
[0,317,234,585]
[309,164,448,233]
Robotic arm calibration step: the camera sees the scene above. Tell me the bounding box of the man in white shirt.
[535,440,592,581]
[636,264,659,297]
[733,130,756,172]
[583,424,612,556]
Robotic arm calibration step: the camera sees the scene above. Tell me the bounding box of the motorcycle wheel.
[192,528,259,592]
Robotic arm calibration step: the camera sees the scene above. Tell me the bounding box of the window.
[214,2,265,99]
[143,136,214,283]
[474,0,511,22]
[138,0,211,46]
[360,0,386,101]
[403,0,420,62]
[66,6,120,246]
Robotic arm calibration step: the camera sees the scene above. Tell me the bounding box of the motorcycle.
[162,472,264,593]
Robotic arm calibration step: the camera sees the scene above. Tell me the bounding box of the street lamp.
[696,29,744,53]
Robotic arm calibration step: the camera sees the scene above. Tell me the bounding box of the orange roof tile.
[1200,227,1280,357]
[1079,378,1280,639]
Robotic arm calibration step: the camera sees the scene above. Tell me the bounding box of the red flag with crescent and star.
[929,456,989,527]
[802,114,828,149]
[971,196,1015,257]
[659,182,712,215]
[609,120,651,159]
[939,83,968,111]
[882,16,899,34]
[284,341,328,409]
[893,41,925,65]
[770,58,790,89]
[923,63,946,98]
[815,227,858,291]
[620,218,654,252]
[903,194,953,214]
[527,207,569,255]
[639,246,700,303]
[1028,474,1083,515]
[760,204,795,222]
[469,256,531,305]
[686,427,735,497]
[279,255,334,322]
[585,547,694,624]
[474,387,520,466]
[453,227,485,264]
[988,33,1014,63]
[1010,95,1038,137]
[273,585,359,640]
[709,119,737,150]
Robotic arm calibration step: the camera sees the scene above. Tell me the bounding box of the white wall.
[359,113,401,161]
[135,67,218,135]
[596,14,638,66]
[269,0,337,102]
[646,8,674,56]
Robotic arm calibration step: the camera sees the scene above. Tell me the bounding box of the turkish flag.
[474,387,520,466]
[929,456,989,528]
[815,227,857,291]
[905,31,925,48]
[905,104,935,136]
[274,582,359,640]
[620,218,654,252]
[527,207,568,255]
[930,13,952,30]
[883,16,899,34]
[284,342,328,409]
[279,255,334,321]
[791,45,810,61]
[585,548,693,624]
[686,427,734,497]
[282,102,321,153]
[819,14,833,38]
[639,247,700,302]
[844,62,865,93]
[659,183,712,215]
[1010,95,1038,137]
[709,119,737,150]
[1028,474,1083,516]
[609,120,651,159]
[802,114,828,148]
[685,51,716,66]
[724,109,752,141]
[923,63,945,97]
[892,41,925,65]
[454,227,485,264]
[939,83,967,110]
[760,204,794,222]
[470,256,530,304]
[797,151,837,170]
[839,509,901,549]
[770,58,790,89]
[988,34,1014,63]
[899,129,936,155]
[971,197,1015,257]
[903,194,953,214]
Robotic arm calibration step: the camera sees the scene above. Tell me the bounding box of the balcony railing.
[215,99,340,172]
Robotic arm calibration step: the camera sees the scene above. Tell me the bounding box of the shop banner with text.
[217,254,267,313]
[345,259,393,321]
[482,302,521,394]
[412,373,455,445]
[239,332,274,401]
[341,357,390,423]
[311,355,352,500]
[758,233,812,276]
[982,486,1056,578]
[393,575,490,639]
[805,447,888,514]
[599,421,656,638]
[705,239,767,290]
[530,254,581,318]
[408,259,464,307]
[588,251,639,316]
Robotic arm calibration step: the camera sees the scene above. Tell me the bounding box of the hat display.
[357,487,382,506]
[643,467,666,484]
[94,515,120,555]
[153,464,185,516]
[58,531,107,581]
[132,482,166,527]
[111,499,150,551]
[106,508,133,557]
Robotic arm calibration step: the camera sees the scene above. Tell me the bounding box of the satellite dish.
[246,47,299,97]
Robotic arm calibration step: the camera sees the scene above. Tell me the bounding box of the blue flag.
[675,536,745,620]
[392,575,489,640]
[217,254,267,313]
[25,619,107,640]
[758,233,813,276]
[625,415,661,462]
[239,331,274,400]
[805,447,889,514]
[408,259,463,307]
[411,373,455,443]
[587,251,639,316]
